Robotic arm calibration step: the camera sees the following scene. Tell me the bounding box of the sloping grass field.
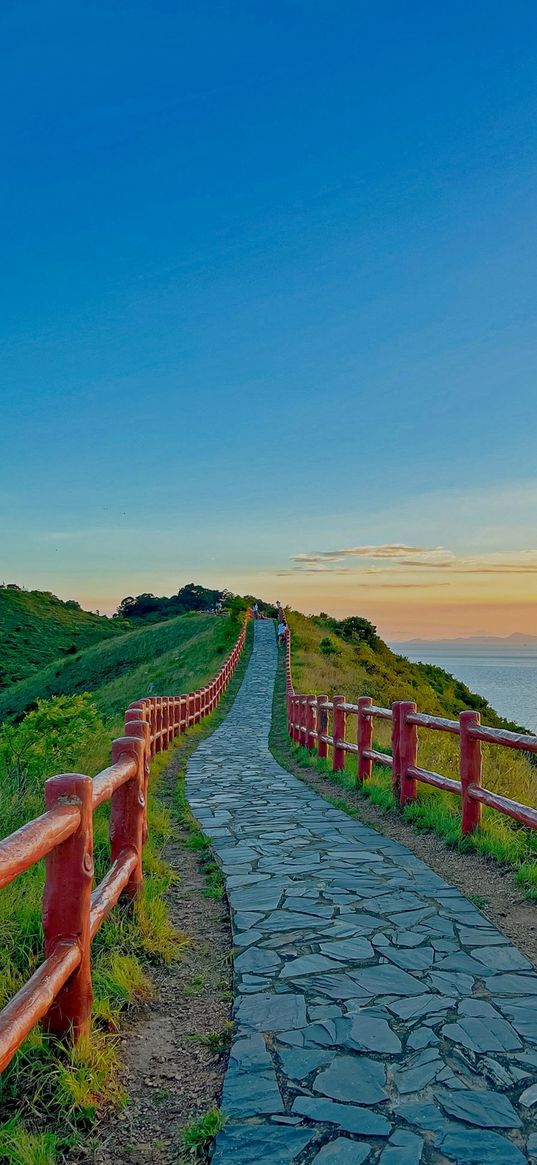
[0,589,127,689]
[0,612,240,723]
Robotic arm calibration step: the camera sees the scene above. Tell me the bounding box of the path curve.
[186,621,537,1165]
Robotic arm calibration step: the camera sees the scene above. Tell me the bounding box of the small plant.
[56,1027,127,1122]
[184,974,207,996]
[516,862,537,898]
[181,1108,227,1156]
[188,1022,233,1055]
[185,832,212,853]
[201,860,225,900]
[319,637,339,656]
[467,893,487,909]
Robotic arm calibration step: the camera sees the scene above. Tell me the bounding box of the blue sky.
[2,1,536,635]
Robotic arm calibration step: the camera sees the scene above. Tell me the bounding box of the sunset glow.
[2,4,536,642]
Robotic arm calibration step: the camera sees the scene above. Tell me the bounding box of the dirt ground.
[76,756,232,1165]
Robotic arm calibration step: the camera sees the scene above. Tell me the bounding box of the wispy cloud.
[292,545,454,567]
[289,545,537,575]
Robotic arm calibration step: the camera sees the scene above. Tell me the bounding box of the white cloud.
[289,545,537,576]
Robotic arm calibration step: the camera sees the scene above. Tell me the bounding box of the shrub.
[319,637,339,656]
[0,694,105,797]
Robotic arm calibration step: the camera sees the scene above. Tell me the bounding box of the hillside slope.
[288,609,520,731]
[0,587,126,688]
[0,611,241,722]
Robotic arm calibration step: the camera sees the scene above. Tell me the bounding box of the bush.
[0,694,105,797]
[320,637,339,656]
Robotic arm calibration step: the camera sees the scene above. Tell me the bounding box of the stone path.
[186,621,537,1165]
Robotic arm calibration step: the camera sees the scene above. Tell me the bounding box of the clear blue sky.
[2,1,536,634]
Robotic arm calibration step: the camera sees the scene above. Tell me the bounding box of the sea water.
[390,646,537,734]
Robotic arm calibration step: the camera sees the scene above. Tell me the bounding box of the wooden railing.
[0,619,248,1073]
[285,627,537,835]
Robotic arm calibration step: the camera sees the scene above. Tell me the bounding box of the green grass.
[270,637,537,896]
[0,588,127,691]
[0,1118,61,1165]
[188,1023,233,1056]
[0,612,241,723]
[180,1109,227,1158]
[0,614,251,1164]
[287,608,528,730]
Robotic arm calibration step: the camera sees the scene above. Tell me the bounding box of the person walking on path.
[277,618,287,646]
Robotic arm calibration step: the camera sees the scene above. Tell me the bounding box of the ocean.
[390,645,537,734]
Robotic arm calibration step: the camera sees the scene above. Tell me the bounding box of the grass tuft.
[0,1118,61,1165]
[56,1028,126,1123]
[180,1108,227,1157]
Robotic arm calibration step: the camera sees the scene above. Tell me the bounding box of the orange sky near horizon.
[260,566,537,639]
[70,563,537,642]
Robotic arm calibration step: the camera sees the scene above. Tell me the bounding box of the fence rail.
[285,627,537,837]
[0,618,248,1073]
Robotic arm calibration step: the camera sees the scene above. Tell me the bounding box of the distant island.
[391,632,537,650]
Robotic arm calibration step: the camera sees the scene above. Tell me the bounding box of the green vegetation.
[288,608,524,728]
[0,587,126,690]
[188,1023,233,1056]
[273,612,537,893]
[0,694,106,799]
[115,583,276,625]
[0,612,242,723]
[180,1109,227,1158]
[0,609,251,1164]
[115,582,225,623]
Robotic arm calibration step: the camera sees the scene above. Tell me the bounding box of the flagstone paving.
[186,621,537,1164]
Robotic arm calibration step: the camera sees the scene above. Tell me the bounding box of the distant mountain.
[392,632,537,650]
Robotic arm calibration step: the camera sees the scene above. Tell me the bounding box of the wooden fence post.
[332,695,347,772]
[125,719,151,843]
[317,695,328,760]
[297,697,305,748]
[391,702,401,796]
[149,701,157,755]
[110,736,145,900]
[357,696,373,783]
[288,694,297,740]
[154,698,162,753]
[306,697,316,751]
[42,773,93,1040]
[460,711,483,834]
[399,701,418,805]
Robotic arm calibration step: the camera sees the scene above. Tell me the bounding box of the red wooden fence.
[285,628,537,834]
[0,620,248,1073]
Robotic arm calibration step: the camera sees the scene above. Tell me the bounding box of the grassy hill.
[283,609,537,861]
[0,611,241,724]
[0,587,127,689]
[288,609,520,729]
